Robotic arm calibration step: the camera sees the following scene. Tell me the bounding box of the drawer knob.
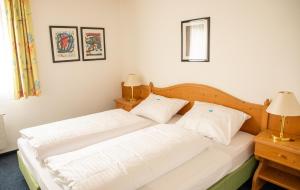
[277,154,287,159]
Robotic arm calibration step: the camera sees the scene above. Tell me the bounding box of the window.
[0,2,13,99]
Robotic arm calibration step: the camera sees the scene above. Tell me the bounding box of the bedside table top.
[114,98,142,106]
[255,130,300,155]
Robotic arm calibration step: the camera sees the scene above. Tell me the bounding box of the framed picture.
[49,26,80,63]
[80,27,106,61]
[181,17,210,62]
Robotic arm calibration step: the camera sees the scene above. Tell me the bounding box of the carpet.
[0,151,29,190]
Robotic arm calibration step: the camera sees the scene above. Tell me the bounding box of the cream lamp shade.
[124,74,141,87]
[266,91,300,116]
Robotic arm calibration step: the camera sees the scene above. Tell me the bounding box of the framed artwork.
[49,26,80,63]
[80,27,106,61]
[181,17,210,62]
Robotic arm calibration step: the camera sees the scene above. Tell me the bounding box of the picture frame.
[80,27,106,61]
[49,26,80,63]
[181,17,210,62]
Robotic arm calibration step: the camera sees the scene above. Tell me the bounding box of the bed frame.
[19,82,271,190]
[123,82,300,135]
[123,82,270,135]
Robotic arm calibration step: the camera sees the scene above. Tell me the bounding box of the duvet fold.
[20,109,153,161]
[45,124,210,190]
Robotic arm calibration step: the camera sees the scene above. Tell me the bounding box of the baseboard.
[0,149,17,157]
[0,145,17,154]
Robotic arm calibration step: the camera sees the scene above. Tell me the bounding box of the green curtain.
[3,0,41,99]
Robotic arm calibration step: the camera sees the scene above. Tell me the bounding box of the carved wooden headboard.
[152,83,271,135]
[122,82,270,135]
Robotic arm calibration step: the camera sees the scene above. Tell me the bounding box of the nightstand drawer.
[115,98,141,112]
[255,143,300,170]
[115,102,131,111]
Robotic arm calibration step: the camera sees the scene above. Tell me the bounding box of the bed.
[19,109,156,161]
[18,82,270,190]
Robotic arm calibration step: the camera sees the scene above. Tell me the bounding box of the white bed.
[140,131,254,190]
[18,114,182,190]
[17,82,265,190]
[19,109,175,162]
[18,129,254,190]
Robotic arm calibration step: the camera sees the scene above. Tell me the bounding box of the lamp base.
[272,134,291,142]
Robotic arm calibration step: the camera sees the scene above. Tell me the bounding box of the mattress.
[18,129,254,190]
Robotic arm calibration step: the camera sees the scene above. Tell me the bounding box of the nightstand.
[252,130,300,190]
[114,98,141,111]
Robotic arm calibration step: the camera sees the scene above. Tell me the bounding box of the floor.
[0,151,28,190]
[0,151,284,190]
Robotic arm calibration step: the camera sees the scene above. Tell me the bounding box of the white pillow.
[130,93,188,123]
[176,101,251,145]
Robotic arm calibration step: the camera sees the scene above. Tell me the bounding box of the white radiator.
[0,114,7,150]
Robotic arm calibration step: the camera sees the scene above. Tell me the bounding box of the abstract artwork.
[49,26,80,63]
[80,27,106,61]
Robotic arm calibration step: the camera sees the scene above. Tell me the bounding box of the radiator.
[0,114,7,150]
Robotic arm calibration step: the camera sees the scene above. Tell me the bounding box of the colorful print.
[50,26,80,62]
[84,33,102,56]
[80,27,106,61]
[55,32,75,53]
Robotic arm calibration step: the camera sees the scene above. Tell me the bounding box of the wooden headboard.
[122,82,269,135]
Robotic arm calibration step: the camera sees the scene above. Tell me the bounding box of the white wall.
[120,0,300,104]
[0,0,122,153]
[1,0,300,153]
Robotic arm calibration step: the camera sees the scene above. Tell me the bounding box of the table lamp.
[266,91,300,142]
[124,74,141,102]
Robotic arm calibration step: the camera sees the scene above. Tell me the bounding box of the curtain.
[3,0,40,99]
[0,3,14,99]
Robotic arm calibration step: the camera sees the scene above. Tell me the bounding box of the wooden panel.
[121,82,150,100]
[149,83,268,135]
[268,161,300,177]
[258,165,300,190]
[255,143,300,170]
[253,130,300,190]
[121,82,300,135]
[268,114,300,135]
[114,98,141,111]
[255,130,300,154]
[115,101,131,111]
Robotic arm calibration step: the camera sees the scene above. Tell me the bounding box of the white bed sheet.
[21,114,182,164]
[18,129,253,190]
[21,109,157,161]
[17,115,182,190]
[45,124,210,190]
[139,131,254,190]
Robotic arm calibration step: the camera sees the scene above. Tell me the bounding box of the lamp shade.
[266,91,300,116]
[124,74,141,87]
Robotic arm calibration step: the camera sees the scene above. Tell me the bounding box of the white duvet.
[20,109,153,161]
[45,124,210,190]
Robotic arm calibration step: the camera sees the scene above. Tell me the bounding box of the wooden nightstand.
[252,130,300,190]
[114,98,141,111]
